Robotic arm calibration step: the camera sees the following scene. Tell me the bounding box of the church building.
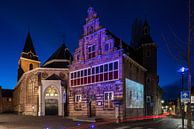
[13,32,72,116]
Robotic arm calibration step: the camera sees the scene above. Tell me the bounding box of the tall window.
[105,44,109,51]
[104,91,114,109]
[77,54,80,61]
[75,94,82,110]
[27,77,35,104]
[70,60,119,86]
[88,45,95,59]
[87,26,94,34]
[29,64,33,70]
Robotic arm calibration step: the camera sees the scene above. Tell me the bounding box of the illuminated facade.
[13,33,72,116]
[12,7,160,118]
[69,7,147,119]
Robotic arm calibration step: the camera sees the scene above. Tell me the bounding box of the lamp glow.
[178,67,188,74]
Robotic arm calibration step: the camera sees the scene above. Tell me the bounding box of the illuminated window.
[75,95,82,102]
[88,45,95,59]
[104,91,114,109]
[45,86,58,97]
[75,94,82,110]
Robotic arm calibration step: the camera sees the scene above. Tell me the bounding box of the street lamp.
[178,66,188,129]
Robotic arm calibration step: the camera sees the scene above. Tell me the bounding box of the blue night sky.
[0,0,190,96]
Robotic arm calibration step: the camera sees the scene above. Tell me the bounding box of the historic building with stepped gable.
[0,6,161,119]
[68,7,161,120]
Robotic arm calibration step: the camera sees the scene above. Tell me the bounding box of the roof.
[43,44,72,68]
[2,89,14,97]
[105,30,136,58]
[21,32,39,61]
[45,74,61,80]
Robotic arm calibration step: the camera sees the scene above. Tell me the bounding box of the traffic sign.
[181,91,190,103]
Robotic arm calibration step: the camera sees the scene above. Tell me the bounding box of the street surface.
[0,114,193,129]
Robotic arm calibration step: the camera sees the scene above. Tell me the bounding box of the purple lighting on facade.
[76,122,81,126]
[90,123,95,129]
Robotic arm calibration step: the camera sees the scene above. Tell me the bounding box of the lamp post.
[178,67,188,129]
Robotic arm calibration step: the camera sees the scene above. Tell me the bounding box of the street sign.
[181,91,190,103]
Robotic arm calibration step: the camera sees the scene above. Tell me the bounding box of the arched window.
[45,86,58,97]
[87,26,94,34]
[29,64,33,70]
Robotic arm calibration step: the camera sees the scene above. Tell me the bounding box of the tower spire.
[17,32,40,81]
[21,32,39,61]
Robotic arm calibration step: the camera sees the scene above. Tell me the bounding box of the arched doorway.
[44,86,59,115]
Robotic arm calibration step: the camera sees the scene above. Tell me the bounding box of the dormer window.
[88,45,95,59]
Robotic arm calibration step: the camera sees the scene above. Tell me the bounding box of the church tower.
[141,20,158,116]
[132,19,159,115]
[17,32,40,81]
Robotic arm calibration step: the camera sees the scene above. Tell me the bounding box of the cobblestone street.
[0,114,193,129]
[0,114,86,129]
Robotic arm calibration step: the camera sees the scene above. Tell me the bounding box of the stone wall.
[13,68,69,116]
[122,54,146,118]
